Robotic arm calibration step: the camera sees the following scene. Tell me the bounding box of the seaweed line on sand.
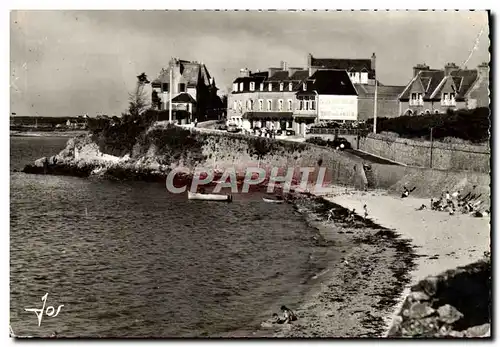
[267,192,417,338]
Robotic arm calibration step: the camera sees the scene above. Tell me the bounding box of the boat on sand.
[188,191,233,202]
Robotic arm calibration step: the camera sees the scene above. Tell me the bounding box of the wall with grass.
[358,133,490,173]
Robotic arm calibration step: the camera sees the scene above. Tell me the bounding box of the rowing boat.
[188,191,232,202]
[262,197,284,203]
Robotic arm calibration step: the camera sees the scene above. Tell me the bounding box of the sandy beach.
[250,185,490,338]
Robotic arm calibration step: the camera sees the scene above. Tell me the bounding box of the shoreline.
[322,186,491,336]
[10,130,89,138]
[16,135,490,337]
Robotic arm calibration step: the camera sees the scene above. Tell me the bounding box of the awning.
[243,112,293,120]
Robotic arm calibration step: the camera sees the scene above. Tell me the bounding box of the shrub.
[365,108,490,143]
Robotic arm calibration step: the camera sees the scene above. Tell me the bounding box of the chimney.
[371,53,376,70]
[413,63,430,77]
[477,62,489,77]
[307,53,313,68]
[239,68,250,78]
[444,62,459,76]
[280,61,288,70]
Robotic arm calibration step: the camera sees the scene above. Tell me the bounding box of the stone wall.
[358,133,490,173]
[387,258,491,338]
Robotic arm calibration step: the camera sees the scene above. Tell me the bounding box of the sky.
[10,10,490,118]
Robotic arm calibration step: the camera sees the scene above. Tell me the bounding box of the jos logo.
[25,293,64,327]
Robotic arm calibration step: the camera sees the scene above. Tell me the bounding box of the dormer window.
[258,99,263,111]
[268,83,273,92]
[260,83,264,91]
[410,92,423,106]
[288,83,293,91]
[279,83,284,91]
[303,83,307,91]
[239,82,244,92]
[287,99,293,111]
[232,83,238,92]
[278,99,283,111]
[442,92,456,106]
[250,82,255,91]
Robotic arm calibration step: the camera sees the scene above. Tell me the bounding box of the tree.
[127,72,150,120]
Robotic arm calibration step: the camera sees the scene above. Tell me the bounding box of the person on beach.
[346,209,356,223]
[280,305,297,323]
[445,191,451,203]
[272,313,285,324]
[363,204,368,220]
[401,186,415,198]
[327,208,335,222]
[416,204,427,211]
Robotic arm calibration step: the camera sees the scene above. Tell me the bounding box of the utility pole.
[169,58,173,124]
[373,62,378,134]
[430,127,434,168]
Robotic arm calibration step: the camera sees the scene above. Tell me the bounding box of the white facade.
[317,95,358,121]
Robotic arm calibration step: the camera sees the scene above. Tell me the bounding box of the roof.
[243,112,293,120]
[399,68,479,101]
[310,56,375,79]
[290,70,309,81]
[296,70,358,96]
[171,92,197,103]
[355,84,405,97]
[267,70,291,81]
[152,60,212,87]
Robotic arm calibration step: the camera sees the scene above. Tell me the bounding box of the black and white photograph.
[9,8,491,339]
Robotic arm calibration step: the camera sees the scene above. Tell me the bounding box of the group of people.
[421,186,488,217]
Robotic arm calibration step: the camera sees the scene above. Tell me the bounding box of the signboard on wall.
[318,95,358,121]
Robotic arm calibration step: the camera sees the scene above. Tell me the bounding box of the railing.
[308,128,365,136]
[409,100,424,106]
[441,100,457,106]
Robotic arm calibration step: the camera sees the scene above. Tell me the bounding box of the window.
[260,83,264,91]
[410,93,423,106]
[288,83,293,91]
[259,99,263,111]
[303,83,307,91]
[278,99,283,111]
[354,72,360,82]
[268,83,273,92]
[238,101,242,111]
[311,99,316,110]
[239,82,244,92]
[305,97,309,110]
[450,92,456,105]
[360,72,368,84]
[179,83,186,92]
[287,120,293,128]
[425,110,431,115]
[279,83,284,91]
[233,101,237,110]
[247,100,253,110]
[267,100,272,111]
[250,82,255,91]
[232,83,238,92]
[299,98,304,110]
[287,99,293,111]
[435,110,440,114]
[162,83,169,92]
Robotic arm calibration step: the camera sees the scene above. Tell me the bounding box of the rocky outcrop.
[387,256,491,338]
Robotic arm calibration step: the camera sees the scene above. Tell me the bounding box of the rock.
[410,291,430,302]
[437,304,463,324]
[421,276,439,296]
[409,302,435,319]
[464,323,490,337]
[447,330,465,337]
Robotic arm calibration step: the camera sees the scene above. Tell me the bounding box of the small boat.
[263,196,284,203]
[188,191,232,202]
